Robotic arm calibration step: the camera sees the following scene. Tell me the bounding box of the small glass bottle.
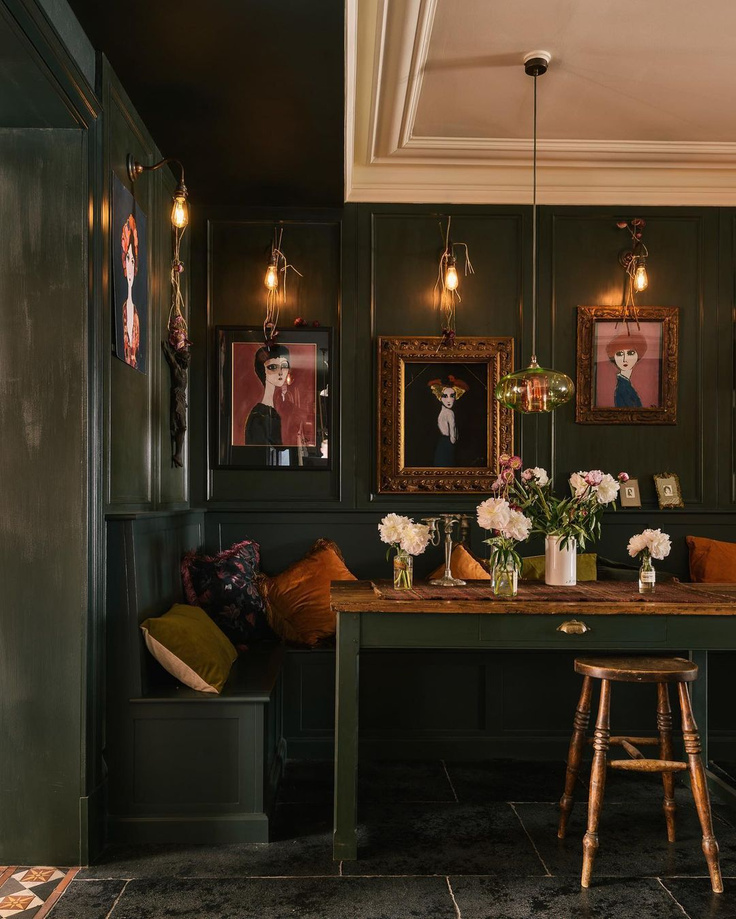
[639,551,656,594]
[393,551,414,590]
[492,563,518,598]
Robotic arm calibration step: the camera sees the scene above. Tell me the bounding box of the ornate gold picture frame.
[654,472,684,509]
[576,306,679,424]
[377,336,514,494]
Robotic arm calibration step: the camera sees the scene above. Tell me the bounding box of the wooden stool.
[558,656,723,893]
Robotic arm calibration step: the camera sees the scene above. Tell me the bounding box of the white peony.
[595,474,620,505]
[378,513,411,546]
[646,528,672,560]
[531,467,549,486]
[569,472,588,497]
[476,497,511,532]
[628,528,672,560]
[400,524,431,557]
[502,509,532,542]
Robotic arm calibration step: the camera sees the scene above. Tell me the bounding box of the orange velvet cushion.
[428,544,490,581]
[687,535,736,583]
[260,539,357,645]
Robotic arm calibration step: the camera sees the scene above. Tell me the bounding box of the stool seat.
[574,656,698,683]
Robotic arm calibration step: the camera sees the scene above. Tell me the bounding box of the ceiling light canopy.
[495,52,574,414]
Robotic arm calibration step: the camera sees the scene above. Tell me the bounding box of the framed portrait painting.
[576,306,678,424]
[112,172,148,373]
[216,327,331,469]
[377,336,514,493]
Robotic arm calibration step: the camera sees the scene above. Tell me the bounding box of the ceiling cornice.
[346,0,736,205]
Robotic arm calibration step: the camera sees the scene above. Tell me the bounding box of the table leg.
[689,650,709,766]
[333,611,360,860]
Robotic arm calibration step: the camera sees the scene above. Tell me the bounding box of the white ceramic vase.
[545,535,577,586]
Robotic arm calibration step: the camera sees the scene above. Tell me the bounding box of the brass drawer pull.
[557,619,590,635]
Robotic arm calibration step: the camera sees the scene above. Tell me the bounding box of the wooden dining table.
[330,578,736,861]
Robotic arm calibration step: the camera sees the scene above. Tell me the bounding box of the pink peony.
[618,472,630,482]
[585,470,604,486]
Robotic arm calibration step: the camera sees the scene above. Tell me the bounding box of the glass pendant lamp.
[495,52,574,414]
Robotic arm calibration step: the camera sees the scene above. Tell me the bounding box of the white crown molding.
[348,161,736,206]
[346,0,736,204]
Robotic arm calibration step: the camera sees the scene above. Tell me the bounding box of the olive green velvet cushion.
[141,603,237,694]
[521,553,598,582]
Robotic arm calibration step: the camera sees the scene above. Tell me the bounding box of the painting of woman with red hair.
[112,173,148,373]
[594,322,663,410]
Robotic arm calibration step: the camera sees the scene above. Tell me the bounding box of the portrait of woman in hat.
[427,375,469,466]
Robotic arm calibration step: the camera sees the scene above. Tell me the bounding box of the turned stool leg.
[558,675,593,839]
[657,682,677,843]
[581,679,611,888]
[677,682,723,894]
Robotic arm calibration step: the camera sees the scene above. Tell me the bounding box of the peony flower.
[618,472,630,482]
[628,528,672,560]
[477,497,512,532]
[646,529,672,560]
[521,469,534,481]
[531,467,549,486]
[378,513,411,546]
[627,533,647,557]
[594,474,620,505]
[491,476,503,492]
[585,470,604,487]
[502,509,532,542]
[569,472,588,498]
[400,524,431,556]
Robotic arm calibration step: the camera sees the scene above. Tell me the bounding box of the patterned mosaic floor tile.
[0,869,76,919]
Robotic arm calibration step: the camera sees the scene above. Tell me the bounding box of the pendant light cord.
[531,72,538,365]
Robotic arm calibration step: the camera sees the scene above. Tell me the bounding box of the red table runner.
[372,580,736,604]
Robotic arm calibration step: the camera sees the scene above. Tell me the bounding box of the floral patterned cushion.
[181,540,272,650]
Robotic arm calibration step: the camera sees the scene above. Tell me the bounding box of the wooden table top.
[330,580,736,617]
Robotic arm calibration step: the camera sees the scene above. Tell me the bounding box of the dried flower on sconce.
[434,216,474,346]
[617,217,649,325]
[127,154,191,467]
[262,227,303,347]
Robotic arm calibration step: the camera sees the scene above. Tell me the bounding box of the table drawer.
[478,614,667,647]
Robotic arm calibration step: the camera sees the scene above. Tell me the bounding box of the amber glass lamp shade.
[495,358,574,414]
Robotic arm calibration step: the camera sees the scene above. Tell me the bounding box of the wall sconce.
[262,227,303,345]
[127,155,189,229]
[435,216,474,345]
[127,153,191,467]
[617,217,649,324]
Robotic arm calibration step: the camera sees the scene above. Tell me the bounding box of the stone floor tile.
[47,879,126,918]
[516,800,736,880]
[444,759,572,803]
[279,759,455,806]
[342,802,546,877]
[107,876,456,919]
[450,875,690,919]
[661,877,736,918]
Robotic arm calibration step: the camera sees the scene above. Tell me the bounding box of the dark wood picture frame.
[377,336,514,494]
[654,472,684,509]
[215,326,332,471]
[576,306,679,424]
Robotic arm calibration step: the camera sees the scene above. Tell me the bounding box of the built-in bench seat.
[105,513,286,845]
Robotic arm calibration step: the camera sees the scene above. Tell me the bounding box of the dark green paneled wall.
[0,129,89,863]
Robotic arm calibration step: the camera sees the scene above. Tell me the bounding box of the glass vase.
[639,552,656,594]
[393,551,414,590]
[492,564,518,598]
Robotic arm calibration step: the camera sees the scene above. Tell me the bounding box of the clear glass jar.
[393,551,414,590]
[639,552,656,594]
[492,564,518,598]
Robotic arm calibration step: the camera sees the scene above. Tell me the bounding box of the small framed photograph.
[654,472,684,509]
[619,478,642,508]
